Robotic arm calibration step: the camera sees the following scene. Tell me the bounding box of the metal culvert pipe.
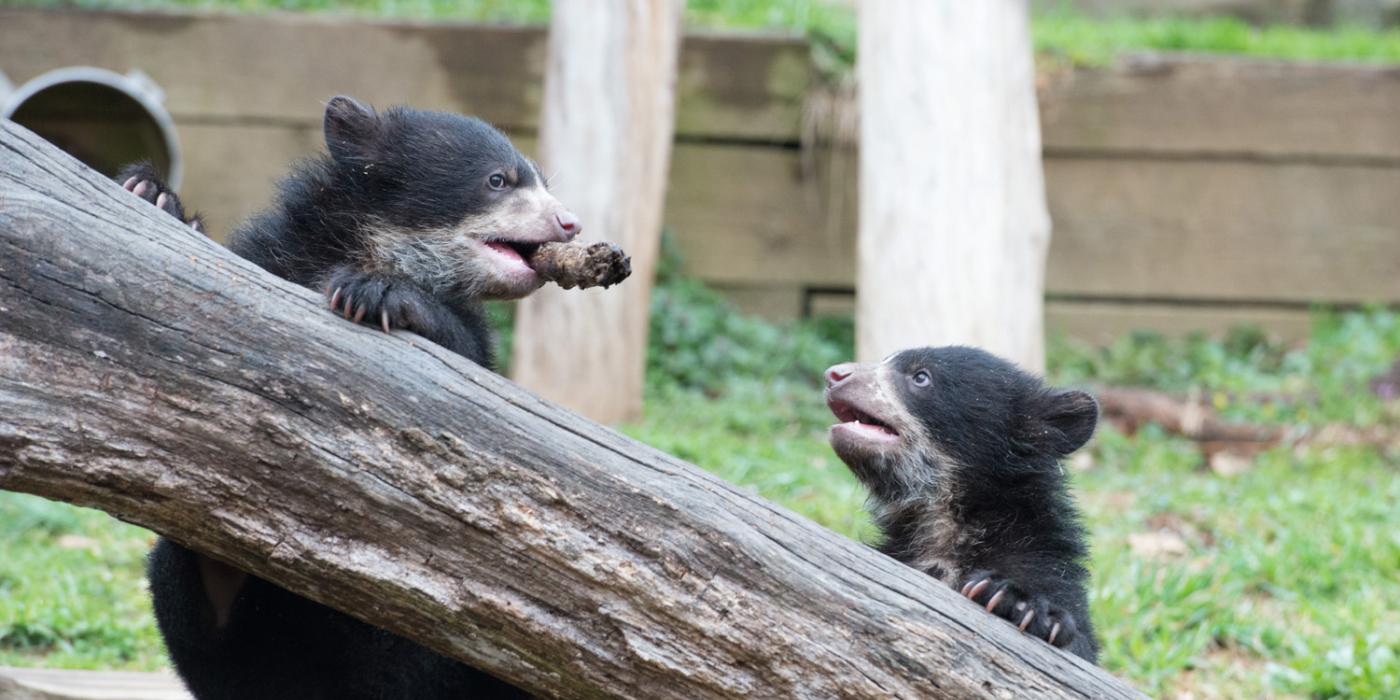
[1,67,182,188]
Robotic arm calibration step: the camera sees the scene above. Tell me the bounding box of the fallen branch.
[1094,386,1284,446]
[0,122,1143,699]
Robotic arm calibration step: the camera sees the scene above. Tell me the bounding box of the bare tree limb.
[0,122,1144,699]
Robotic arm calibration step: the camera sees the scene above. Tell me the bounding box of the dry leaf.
[1209,451,1255,477]
[1129,531,1188,559]
[57,534,98,551]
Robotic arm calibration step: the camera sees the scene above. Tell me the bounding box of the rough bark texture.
[0,123,1144,699]
[511,0,683,424]
[857,0,1052,371]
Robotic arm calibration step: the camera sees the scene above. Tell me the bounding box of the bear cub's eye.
[911,369,932,388]
[488,173,508,190]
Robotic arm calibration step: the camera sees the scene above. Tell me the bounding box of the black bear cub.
[121,96,577,699]
[120,94,579,366]
[823,346,1100,662]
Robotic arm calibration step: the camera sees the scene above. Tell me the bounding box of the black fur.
[825,346,1100,662]
[118,96,579,699]
[115,161,205,233]
[146,542,522,699]
[227,96,560,363]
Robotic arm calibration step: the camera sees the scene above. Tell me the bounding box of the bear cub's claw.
[117,162,204,232]
[324,267,447,339]
[960,571,1078,648]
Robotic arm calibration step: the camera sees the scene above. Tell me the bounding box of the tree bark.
[0,123,1143,699]
[857,0,1052,371]
[510,0,684,424]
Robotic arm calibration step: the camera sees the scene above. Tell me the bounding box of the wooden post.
[857,0,1052,371]
[510,0,684,424]
[0,122,1145,699]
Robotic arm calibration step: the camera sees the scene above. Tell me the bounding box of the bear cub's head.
[322,96,580,301]
[824,346,1098,503]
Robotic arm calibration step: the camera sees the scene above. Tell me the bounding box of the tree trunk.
[510,0,684,424]
[0,123,1143,699]
[857,0,1052,372]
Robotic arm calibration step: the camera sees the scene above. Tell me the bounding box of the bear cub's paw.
[960,570,1079,649]
[117,162,204,233]
[325,266,451,337]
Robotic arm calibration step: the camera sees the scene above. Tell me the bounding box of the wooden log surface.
[0,667,189,700]
[0,123,1143,698]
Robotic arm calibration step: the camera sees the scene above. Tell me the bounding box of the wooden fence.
[2,7,1398,341]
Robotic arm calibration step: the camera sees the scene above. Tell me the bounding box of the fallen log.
[0,121,1144,699]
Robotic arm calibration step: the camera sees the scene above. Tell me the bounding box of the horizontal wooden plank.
[1045,300,1316,343]
[673,32,811,143]
[1040,53,1400,160]
[0,9,539,130]
[807,289,857,318]
[666,143,856,287]
[0,7,809,143]
[177,123,320,236]
[696,288,1317,342]
[0,667,190,700]
[1044,157,1400,303]
[1033,0,1400,28]
[708,283,805,319]
[667,146,1400,305]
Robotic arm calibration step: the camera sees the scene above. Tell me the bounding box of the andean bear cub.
[120,95,580,699]
[823,346,1100,662]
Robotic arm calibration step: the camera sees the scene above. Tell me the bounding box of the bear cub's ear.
[324,95,382,163]
[1019,389,1099,457]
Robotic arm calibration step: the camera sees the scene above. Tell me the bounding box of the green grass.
[1081,431,1400,697]
[6,0,1400,66]
[0,496,165,669]
[1034,9,1400,66]
[4,288,1400,697]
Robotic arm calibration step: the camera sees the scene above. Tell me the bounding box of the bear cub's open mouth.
[827,398,900,439]
[484,239,544,267]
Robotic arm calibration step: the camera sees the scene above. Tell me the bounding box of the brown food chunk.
[528,241,633,290]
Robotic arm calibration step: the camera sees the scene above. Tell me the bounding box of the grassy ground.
[5,269,1399,697]
[5,0,1400,66]
[0,498,164,670]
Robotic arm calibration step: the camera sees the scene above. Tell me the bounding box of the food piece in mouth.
[526,240,633,290]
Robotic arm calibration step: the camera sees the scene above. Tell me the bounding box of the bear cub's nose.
[825,363,857,389]
[555,211,581,240]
